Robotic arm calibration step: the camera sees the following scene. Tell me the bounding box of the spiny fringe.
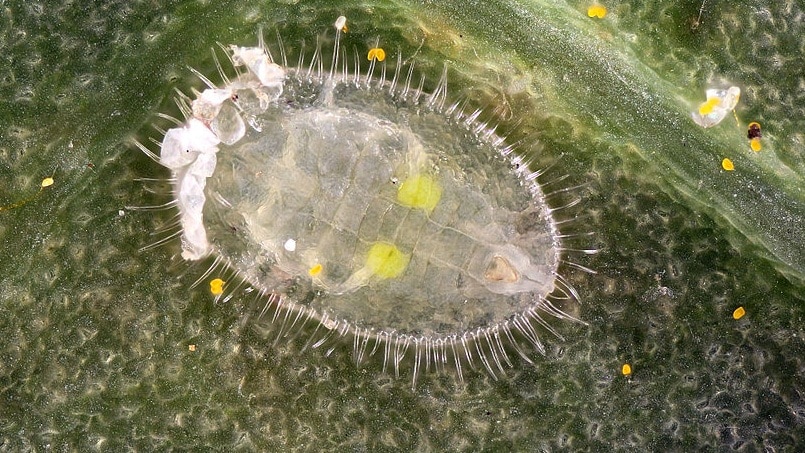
[234,270,587,389]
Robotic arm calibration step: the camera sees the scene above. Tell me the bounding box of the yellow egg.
[210,278,225,296]
[587,5,607,18]
[308,263,323,277]
[367,48,386,62]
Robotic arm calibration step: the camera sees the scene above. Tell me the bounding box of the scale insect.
[130,16,595,387]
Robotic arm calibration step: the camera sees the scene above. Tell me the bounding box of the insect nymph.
[133,16,591,387]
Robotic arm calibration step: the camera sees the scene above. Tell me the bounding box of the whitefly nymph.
[133,16,594,387]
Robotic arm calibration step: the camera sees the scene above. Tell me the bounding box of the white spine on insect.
[159,45,285,260]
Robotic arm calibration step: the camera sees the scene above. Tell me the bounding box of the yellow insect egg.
[0,175,56,211]
[750,138,762,152]
[587,4,607,18]
[733,306,746,320]
[210,278,225,296]
[622,363,632,376]
[308,263,323,277]
[721,158,734,171]
[367,48,386,62]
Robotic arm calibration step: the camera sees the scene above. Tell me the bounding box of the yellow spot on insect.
[622,363,632,376]
[367,47,386,62]
[397,174,442,213]
[698,97,721,115]
[366,242,410,279]
[41,177,54,188]
[721,158,735,171]
[188,344,196,352]
[210,278,225,296]
[587,4,607,18]
[733,306,746,320]
[308,263,323,277]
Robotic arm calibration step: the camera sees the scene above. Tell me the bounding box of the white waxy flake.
[210,103,246,145]
[176,171,210,260]
[160,118,221,260]
[160,118,221,169]
[188,151,217,178]
[185,118,221,153]
[178,172,206,217]
[179,211,209,260]
[334,16,346,31]
[229,45,285,89]
[192,88,233,122]
[229,46,265,68]
[253,60,285,89]
[160,127,198,170]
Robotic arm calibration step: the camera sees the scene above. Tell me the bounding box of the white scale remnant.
[691,86,740,128]
[159,45,286,260]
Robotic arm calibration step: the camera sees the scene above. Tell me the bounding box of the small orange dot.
[721,158,735,171]
[749,138,762,152]
[210,278,225,296]
[733,306,746,320]
[622,363,632,376]
[587,4,607,18]
[308,263,323,277]
[367,47,386,62]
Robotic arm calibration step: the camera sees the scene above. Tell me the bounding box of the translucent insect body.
[137,16,589,385]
